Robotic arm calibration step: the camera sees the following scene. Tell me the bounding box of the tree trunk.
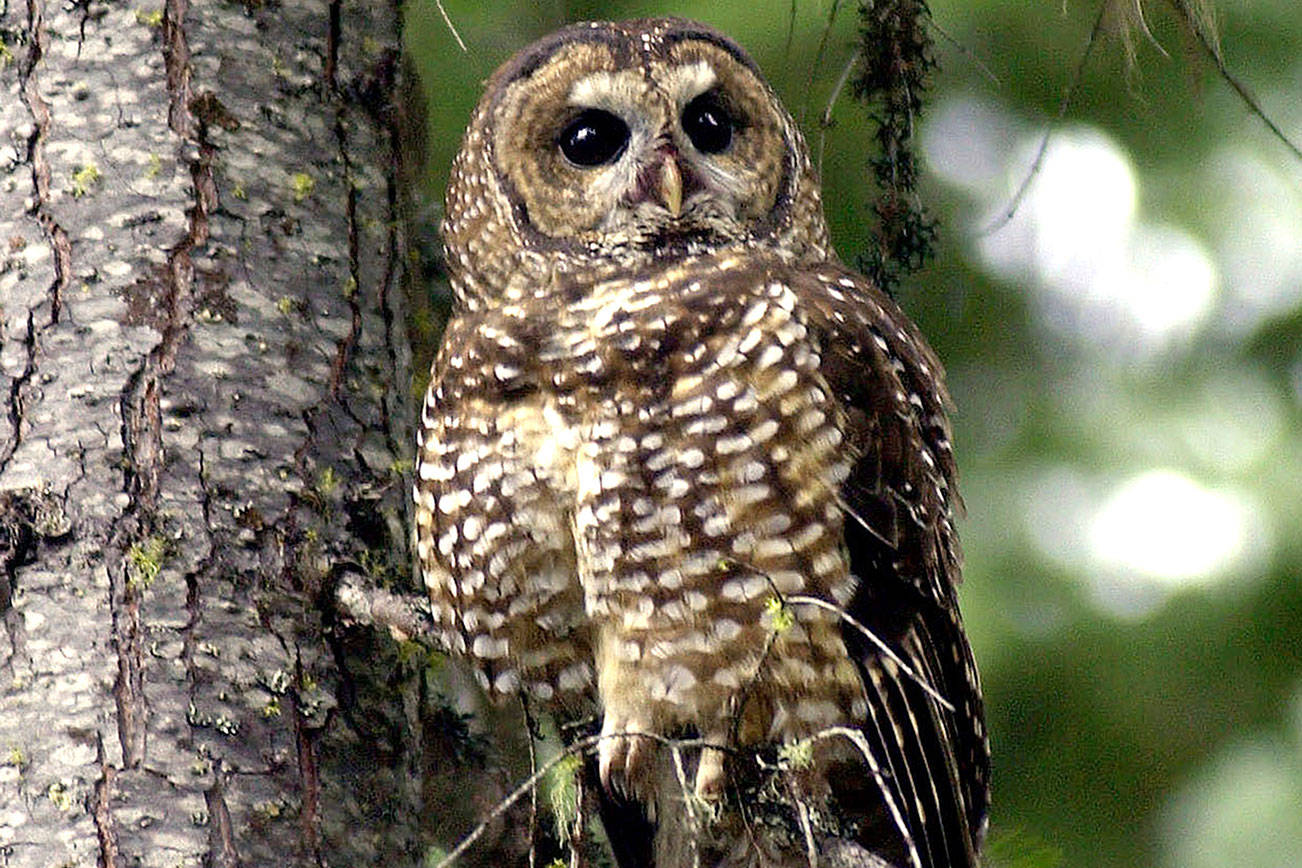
[0,0,430,863]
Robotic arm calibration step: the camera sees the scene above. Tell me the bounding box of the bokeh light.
[1160,688,1302,868]
[1206,146,1302,335]
[926,102,1220,352]
[1087,469,1256,584]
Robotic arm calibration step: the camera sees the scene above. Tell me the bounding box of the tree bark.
[0,0,429,864]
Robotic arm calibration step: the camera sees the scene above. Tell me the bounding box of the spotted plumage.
[416,17,987,868]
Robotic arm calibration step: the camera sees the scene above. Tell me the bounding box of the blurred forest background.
[403,2,1302,867]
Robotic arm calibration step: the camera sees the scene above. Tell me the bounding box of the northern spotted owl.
[416,18,988,868]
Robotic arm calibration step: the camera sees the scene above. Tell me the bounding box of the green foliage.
[315,465,340,497]
[134,7,162,28]
[764,596,795,633]
[290,171,316,203]
[777,738,814,770]
[46,780,73,812]
[127,536,169,591]
[543,752,583,844]
[70,163,101,198]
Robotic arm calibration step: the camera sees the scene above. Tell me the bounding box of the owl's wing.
[415,312,594,707]
[795,265,989,868]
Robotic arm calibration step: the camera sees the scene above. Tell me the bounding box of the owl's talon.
[694,742,727,800]
[599,714,655,803]
[597,735,625,796]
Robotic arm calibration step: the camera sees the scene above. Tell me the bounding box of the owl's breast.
[490,257,869,741]
[533,253,774,399]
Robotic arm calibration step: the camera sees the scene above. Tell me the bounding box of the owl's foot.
[598,711,656,802]
[694,739,727,800]
[597,710,733,807]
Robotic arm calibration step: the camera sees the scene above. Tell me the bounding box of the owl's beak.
[658,157,683,218]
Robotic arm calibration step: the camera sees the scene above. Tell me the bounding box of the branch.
[332,571,437,642]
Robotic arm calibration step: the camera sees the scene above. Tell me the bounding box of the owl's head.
[442,18,831,308]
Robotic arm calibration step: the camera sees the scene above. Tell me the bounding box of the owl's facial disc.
[492,37,792,255]
[564,59,767,250]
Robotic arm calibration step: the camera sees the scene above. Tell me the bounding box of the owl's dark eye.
[558,110,630,167]
[682,94,733,154]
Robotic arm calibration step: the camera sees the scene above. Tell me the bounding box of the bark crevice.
[17,0,71,326]
[0,310,35,475]
[91,734,125,868]
[205,760,241,868]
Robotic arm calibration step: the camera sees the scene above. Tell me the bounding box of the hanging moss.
[853,0,938,294]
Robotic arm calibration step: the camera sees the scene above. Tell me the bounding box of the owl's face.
[443,18,831,306]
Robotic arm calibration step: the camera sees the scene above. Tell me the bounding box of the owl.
[416,17,988,868]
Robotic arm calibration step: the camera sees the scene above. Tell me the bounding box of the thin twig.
[822,48,860,128]
[717,554,953,710]
[800,727,923,868]
[432,736,598,868]
[727,628,780,748]
[979,0,1110,236]
[801,0,845,126]
[794,797,820,868]
[670,744,700,827]
[669,743,705,868]
[982,0,1300,237]
[1176,0,1302,160]
[784,0,799,68]
[926,16,1001,85]
[836,492,895,547]
[432,732,725,868]
[817,48,861,174]
[435,0,469,53]
[1130,0,1170,58]
[521,699,538,868]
